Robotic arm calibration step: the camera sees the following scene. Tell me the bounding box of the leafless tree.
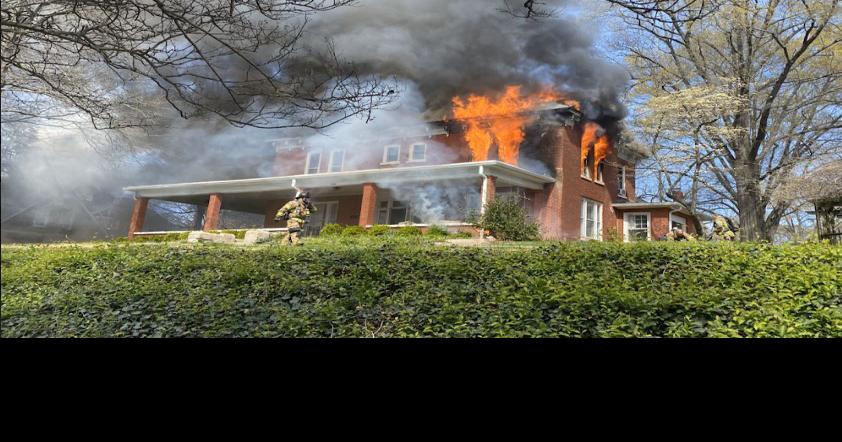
[498,0,555,19]
[612,0,842,241]
[1,1,397,129]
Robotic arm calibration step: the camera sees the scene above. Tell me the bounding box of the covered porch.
[123,161,555,238]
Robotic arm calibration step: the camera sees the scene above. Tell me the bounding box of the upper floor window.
[618,166,627,197]
[625,213,650,242]
[383,145,400,164]
[596,162,605,184]
[580,198,602,240]
[305,151,321,174]
[409,143,427,162]
[329,149,344,172]
[582,150,593,180]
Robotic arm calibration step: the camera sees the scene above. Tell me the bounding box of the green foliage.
[2,242,839,337]
[126,232,190,243]
[320,224,343,236]
[603,227,622,243]
[367,225,390,236]
[478,196,540,241]
[450,231,474,239]
[426,225,450,237]
[340,225,366,236]
[464,209,480,225]
[395,226,422,236]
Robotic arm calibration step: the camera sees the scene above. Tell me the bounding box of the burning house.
[123,87,699,241]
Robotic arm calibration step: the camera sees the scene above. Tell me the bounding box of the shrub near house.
[1,241,839,337]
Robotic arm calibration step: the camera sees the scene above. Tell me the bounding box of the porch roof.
[123,161,555,214]
[612,202,709,221]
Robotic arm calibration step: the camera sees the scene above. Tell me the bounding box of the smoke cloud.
[304,0,628,119]
[3,1,629,239]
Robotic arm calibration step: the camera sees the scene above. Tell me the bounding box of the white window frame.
[408,143,427,162]
[582,153,592,180]
[377,199,411,225]
[595,162,605,184]
[305,150,321,174]
[304,201,339,235]
[670,214,687,231]
[624,212,652,242]
[382,145,401,164]
[618,166,627,198]
[580,198,603,240]
[329,149,345,173]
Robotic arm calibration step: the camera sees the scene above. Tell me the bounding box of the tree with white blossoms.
[612,0,842,241]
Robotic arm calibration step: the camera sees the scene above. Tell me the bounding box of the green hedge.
[2,241,839,337]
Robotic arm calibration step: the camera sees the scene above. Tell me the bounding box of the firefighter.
[711,215,736,241]
[274,191,316,246]
[666,227,696,241]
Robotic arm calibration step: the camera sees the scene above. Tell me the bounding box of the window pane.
[385,146,399,162]
[412,144,425,160]
[307,152,320,174]
[377,203,388,224]
[629,229,648,241]
[325,204,338,223]
[389,208,407,224]
[330,151,343,172]
[633,215,648,229]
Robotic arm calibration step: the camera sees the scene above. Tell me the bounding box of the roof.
[612,202,705,219]
[773,160,842,204]
[123,161,556,213]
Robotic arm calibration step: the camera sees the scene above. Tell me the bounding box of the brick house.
[124,105,698,241]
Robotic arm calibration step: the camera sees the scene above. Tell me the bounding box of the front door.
[304,201,338,236]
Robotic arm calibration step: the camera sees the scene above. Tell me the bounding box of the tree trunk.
[734,161,765,241]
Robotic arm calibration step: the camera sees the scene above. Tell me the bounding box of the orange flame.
[452,86,560,165]
[580,121,611,177]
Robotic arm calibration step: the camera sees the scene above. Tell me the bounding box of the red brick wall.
[613,208,696,241]
[543,125,629,240]
[268,120,641,241]
[271,133,473,176]
[334,195,362,226]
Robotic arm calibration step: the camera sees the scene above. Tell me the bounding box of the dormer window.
[383,145,400,164]
[329,149,344,172]
[409,143,427,162]
[305,151,321,174]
